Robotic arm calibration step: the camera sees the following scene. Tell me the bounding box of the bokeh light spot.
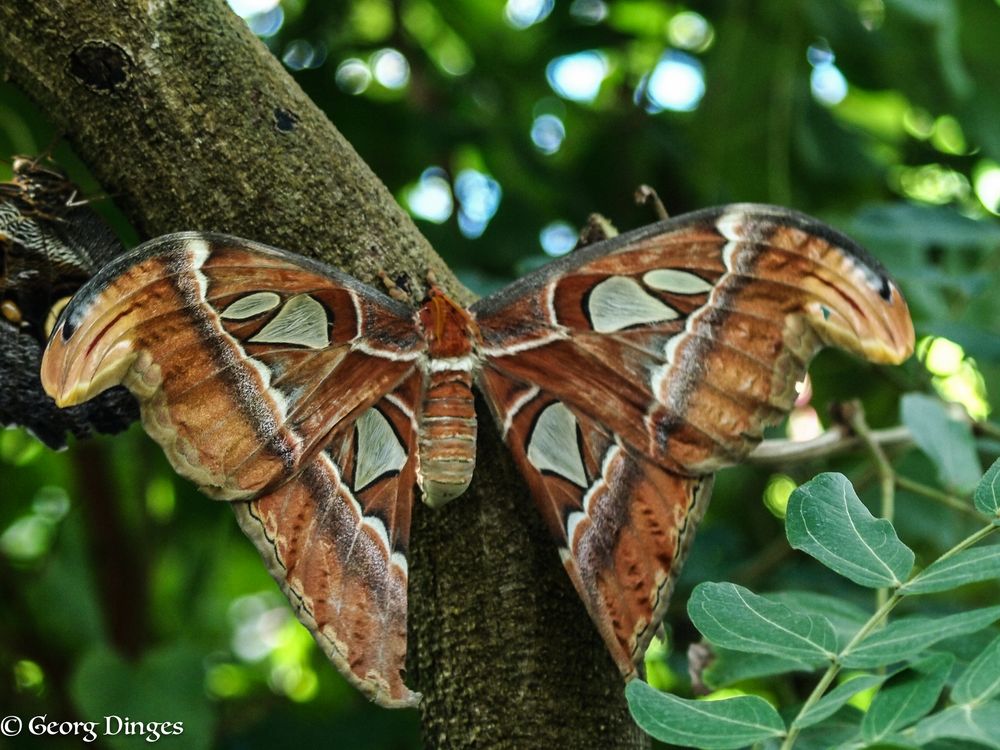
[282,40,326,71]
[32,487,69,521]
[857,0,886,31]
[643,52,705,113]
[903,107,935,140]
[371,48,410,89]
[763,474,797,519]
[974,160,1000,214]
[350,0,395,42]
[894,164,969,205]
[546,51,608,104]
[806,42,847,106]
[14,660,45,694]
[531,114,566,154]
[239,3,284,37]
[1,515,53,563]
[917,336,991,420]
[227,0,278,16]
[570,0,608,24]
[540,221,577,256]
[454,169,502,238]
[505,0,554,29]
[206,663,251,699]
[229,594,290,662]
[668,11,714,52]
[806,42,835,67]
[335,58,372,94]
[931,115,967,155]
[810,63,848,106]
[406,168,454,223]
[146,475,176,523]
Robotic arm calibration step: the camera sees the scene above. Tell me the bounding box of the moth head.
[802,263,914,366]
[416,287,480,355]
[40,280,145,408]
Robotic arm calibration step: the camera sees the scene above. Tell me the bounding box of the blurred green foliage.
[2,0,999,747]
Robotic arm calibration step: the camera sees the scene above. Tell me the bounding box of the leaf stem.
[895,475,978,517]
[843,402,895,611]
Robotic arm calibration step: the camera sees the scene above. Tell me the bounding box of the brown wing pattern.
[235,372,422,707]
[473,205,913,475]
[473,204,914,676]
[479,368,713,675]
[41,232,423,500]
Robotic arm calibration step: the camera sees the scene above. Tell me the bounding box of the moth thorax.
[416,291,480,358]
[417,367,477,508]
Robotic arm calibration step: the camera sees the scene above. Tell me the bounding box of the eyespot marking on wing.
[248,293,330,348]
[586,275,679,333]
[353,407,408,492]
[526,401,587,487]
[642,269,713,295]
[221,291,282,320]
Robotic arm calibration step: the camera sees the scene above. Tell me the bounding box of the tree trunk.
[0,1,647,747]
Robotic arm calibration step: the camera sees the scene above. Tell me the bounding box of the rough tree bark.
[0,2,648,747]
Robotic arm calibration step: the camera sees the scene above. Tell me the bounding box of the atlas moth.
[40,203,914,707]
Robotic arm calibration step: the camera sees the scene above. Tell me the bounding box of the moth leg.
[378,270,413,303]
[576,213,619,249]
[634,184,669,220]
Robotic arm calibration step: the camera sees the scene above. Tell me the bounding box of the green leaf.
[952,632,1000,704]
[770,591,869,649]
[792,707,866,750]
[909,701,1000,749]
[862,653,954,742]
[625,680,785,749]
[975,458,1000,518]
[785,473,914,588]
[851,203,1000,254]
[901,394,981,494]
[794,674,887,730]
[70,644,213,750]
[900,546,1000,595]
[703,649,813,689]
[843,606,1000,668]
[688,583,837,665]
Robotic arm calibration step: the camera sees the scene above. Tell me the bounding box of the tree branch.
[0,1,644,746]
[747,424,913,465]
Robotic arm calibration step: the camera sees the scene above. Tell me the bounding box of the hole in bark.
[68,41,133,93]
[274,107,300,132]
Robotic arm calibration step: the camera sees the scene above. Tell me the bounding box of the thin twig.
[748,425,912,465]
